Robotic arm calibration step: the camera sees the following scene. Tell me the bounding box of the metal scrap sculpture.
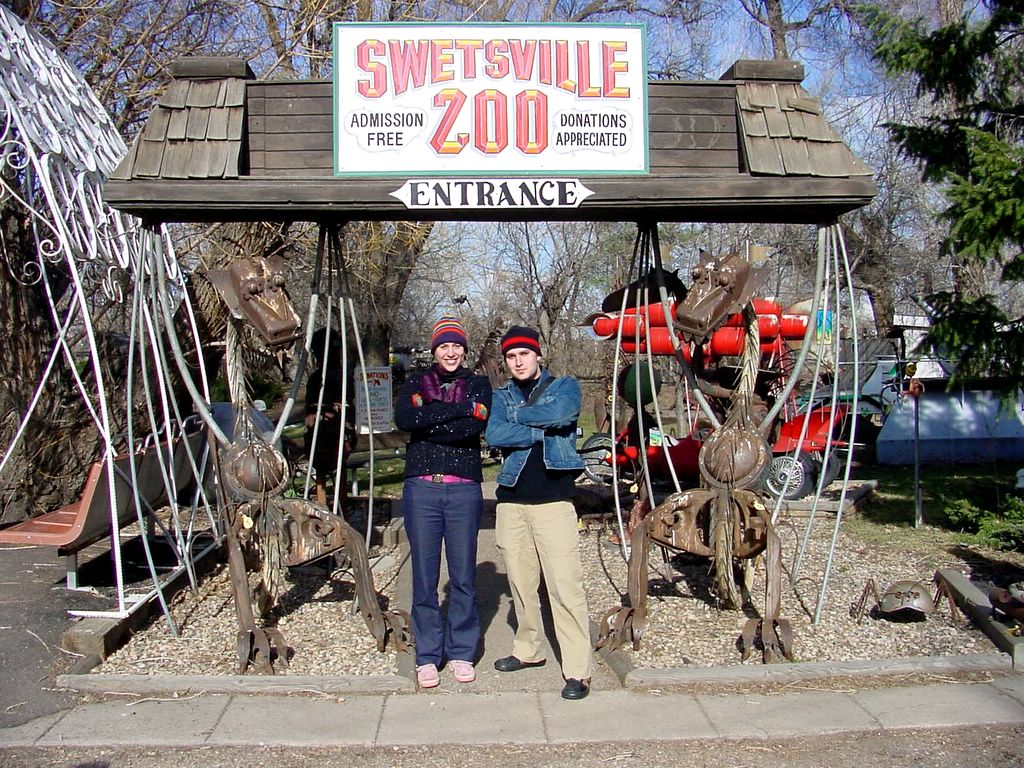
[0,8,409,671]
[596,242,793,662]
[206,250,412,672]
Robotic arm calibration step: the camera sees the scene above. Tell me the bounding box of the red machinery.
[582,298,847,500]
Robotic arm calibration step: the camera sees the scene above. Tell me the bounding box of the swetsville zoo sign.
[333,22,648,210]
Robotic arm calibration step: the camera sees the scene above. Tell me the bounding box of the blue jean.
[402,478,483,666]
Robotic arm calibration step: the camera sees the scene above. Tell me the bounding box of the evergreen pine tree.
[859,1,1024,385]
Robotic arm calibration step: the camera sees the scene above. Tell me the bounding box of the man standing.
[485,326,592,700]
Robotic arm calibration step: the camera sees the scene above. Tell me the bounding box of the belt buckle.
[431,473,444,484]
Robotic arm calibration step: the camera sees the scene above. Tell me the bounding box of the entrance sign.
[389,178,595,209]
[333,23,648,176]
[355,366,393,433]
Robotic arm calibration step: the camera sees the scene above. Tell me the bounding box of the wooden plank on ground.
[776,480,878,516]
[936,568,1024,669]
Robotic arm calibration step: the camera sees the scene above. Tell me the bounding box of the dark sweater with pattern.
[394,367,492,482]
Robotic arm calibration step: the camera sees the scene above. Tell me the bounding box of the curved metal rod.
[759,226,829,433]
[125,265,177,634]
[151,228,230,447]
[272,224,329,447]
[303,294,336,501]
[769,228,832,525]
[609,225,645,560]
[787,228,837,552]
[331,298,350,514]
[346,296,375,545]
[814,225,860,624]
[139,265,192,558]
[628,226,658,509]
[640,279,681,494]
[792,226,847,575]
[648,226,720,431]
[147,258,218,538]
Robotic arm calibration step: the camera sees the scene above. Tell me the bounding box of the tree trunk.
[0,206,93,523]
[764,0,790,59]
[339,221,434,367]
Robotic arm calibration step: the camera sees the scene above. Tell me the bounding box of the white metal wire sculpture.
[0,6,218,631]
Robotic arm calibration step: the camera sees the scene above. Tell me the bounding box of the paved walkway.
[1,483,1023,747]
[2,677,1024,747]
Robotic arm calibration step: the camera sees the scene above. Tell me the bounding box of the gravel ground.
[97,553,403,676]
[95,489,1017,678]
[580,509,995,669]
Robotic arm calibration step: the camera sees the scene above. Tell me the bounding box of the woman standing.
[394,317,491,689]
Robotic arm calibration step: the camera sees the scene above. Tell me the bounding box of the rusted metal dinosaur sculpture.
[597,251,794,663]
[211,255,411,673]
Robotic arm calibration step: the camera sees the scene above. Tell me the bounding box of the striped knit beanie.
[500,325,542,356]
[430,317,468,352]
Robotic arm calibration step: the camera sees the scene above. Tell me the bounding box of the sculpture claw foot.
[596,605,641,651]
[236,625,290,674]
[739,617,794,663]
[380,608,414,653]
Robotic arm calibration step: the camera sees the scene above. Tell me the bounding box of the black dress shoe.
[561,678,590,700]
[493,655,547,672]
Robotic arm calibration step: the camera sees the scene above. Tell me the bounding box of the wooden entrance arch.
[104,57,874,224]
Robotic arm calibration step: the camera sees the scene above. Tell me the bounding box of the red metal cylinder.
[623,301,675,327]
[708,327,781,357]
[620,328,692,359]
[593,314,645,339]
[720,313,781,338]
[780,313,809,339]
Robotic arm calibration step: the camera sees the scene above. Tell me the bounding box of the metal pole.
[914,389,923,528]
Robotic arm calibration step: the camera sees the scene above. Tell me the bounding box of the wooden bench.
[0,421,208,589]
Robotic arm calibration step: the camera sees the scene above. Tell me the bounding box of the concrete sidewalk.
[2,676,1024,747]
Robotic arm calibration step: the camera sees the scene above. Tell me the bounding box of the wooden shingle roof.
[110,58,252,182]
[105,57,875,225]
[736,82,871,177]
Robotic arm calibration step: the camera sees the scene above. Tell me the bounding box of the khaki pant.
[495,500,593,680]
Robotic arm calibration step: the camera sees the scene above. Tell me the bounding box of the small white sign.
[355,366,393,433]
[389,178,594,209]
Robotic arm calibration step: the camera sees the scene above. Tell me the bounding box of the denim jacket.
[485,369,585,487]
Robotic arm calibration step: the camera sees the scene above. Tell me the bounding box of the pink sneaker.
[449,659,476,683]
[416,663,440,689]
